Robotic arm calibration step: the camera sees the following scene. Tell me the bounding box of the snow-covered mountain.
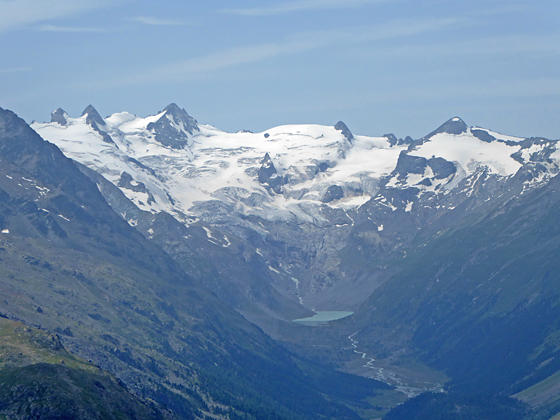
[32,104,560,318]
[34,104,401,221]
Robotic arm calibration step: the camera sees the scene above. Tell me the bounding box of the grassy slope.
[0,317,164,419]
[354,174,560,418]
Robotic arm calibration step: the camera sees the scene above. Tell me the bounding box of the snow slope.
[33,108,560,225]
[409,131,522,176]
[33,106,411,222]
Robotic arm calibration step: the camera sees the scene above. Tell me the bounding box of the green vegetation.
[357,175,560,401]
[0,317,164,419]
[0,317,94,371]
[0,364,163,420]
[383,392,528,420]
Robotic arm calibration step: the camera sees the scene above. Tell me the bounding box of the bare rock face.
[147,103,198,149]
[426,116,468,137]
[322,185,344,203]
[81,105,105,127]
[117,172,155,205]
[81,105,115,144]
[335,120,354,142]
[50,108,68,126]
[258,153,285,193]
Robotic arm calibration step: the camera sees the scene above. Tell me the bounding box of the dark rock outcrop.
[426,116,468,137]
[50,108,68,126]
[258,153,284,194]
[117,172,155,205]
[471,128,496,143]
[81,105,105,127]
[395,152,428,177]
[428,157,456,179]
[322,185,344,203]
[147,103,198,149]
[335,121,354,142]
[81,105,115,144]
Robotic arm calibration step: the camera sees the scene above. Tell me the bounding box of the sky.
[0,0,559,138]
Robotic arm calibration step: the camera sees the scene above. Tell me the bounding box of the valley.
[2,2,556,418]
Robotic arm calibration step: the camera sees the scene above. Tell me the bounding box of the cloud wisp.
[0,0,115,33]
[114,17,463,86]
[128,16,185,26]
[0,66,32,73]
[221,0,388,16]
[351,33,560,60]
[38,24,107,33]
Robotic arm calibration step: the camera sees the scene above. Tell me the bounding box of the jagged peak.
[426,116,468,138]
[259,152,277,172]
[0,107,37,137]
[161,103,197,125]
[163,102,183,114]
[334,120,354,142]
[146,103,198,149]
[0,107,22,131]
[50,108,69,126]
[81,105,105,126]
[258,152,284,193]
[259,152,277,174]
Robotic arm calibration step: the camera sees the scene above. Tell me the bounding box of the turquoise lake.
[293,311,354,325]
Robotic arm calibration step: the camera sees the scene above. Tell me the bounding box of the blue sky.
[0,0,558,138]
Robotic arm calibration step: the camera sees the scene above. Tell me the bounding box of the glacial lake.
[293,311,354,326]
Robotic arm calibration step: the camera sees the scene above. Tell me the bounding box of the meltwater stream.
[347,332,444,398]
[291,311,443,397]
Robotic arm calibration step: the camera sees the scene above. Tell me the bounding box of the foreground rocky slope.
[0,317,165,419]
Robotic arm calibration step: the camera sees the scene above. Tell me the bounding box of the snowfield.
[32,106,560,226]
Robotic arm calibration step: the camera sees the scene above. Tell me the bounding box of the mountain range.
[1,102,559,418]
[31,104,560,316]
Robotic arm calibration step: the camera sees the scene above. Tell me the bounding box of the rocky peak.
[258,153,284,194]
[50,108,69,126]
[0,107,39,144]
[334,121,354,142]
[147,103,199,149]
[0,107,107,196]
[163,103,198,132]
[81,105,105,127]
[258,153,276,178]
[426,116,468,138]
[79,105,114,145]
